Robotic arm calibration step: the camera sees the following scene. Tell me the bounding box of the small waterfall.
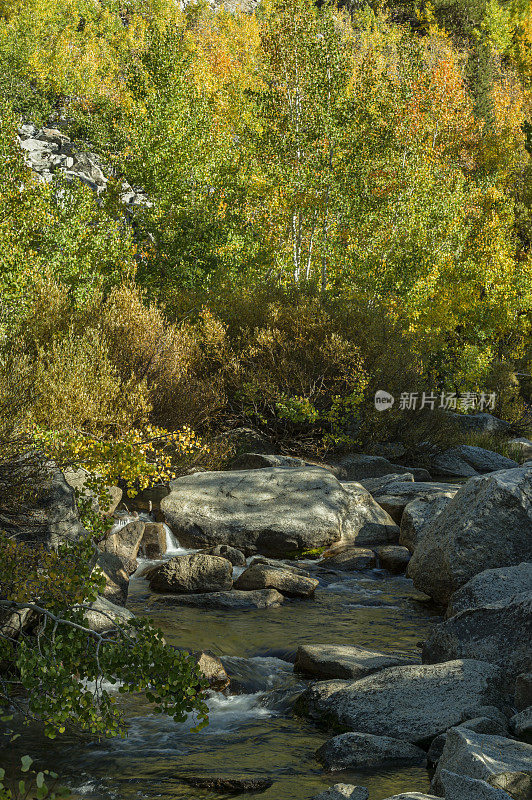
[163,523,198,557]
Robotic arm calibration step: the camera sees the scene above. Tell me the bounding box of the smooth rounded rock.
[295,645,416,680]
[375,545,410,574]
[148,554,233,594]
[316,732,426,771]
[234,563,318,597]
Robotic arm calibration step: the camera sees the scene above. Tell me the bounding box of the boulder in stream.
[311,785,369,800]
[140,522,167,559]
[234,563,318,597]
[432,728,532,799]
[150,588,285,610]
[297,659,506,745]
[148,553,233,594]
[161,467,398,556]
[375,545,410,574]
[294,645,416,680]
[321,548,376,571]
[407,468,532,605]
[181,775,273,794]
[316,732,426,771]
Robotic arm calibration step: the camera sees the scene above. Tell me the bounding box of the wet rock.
[148,554,233,594]
[399,493,457,554]
[140,522,167,559]
[294,645,416,680]
[446,563,532,617]
[515,673,532,711]
[234,563,318,597]
[208,545,246,566]
[150,588,284,610]
[432,728,532,799]
[321,548,376,571]
[181,775,273,794]
[407,468,532,605]
[297,659,505,745]
[84,596,135,633]
[103,520,145,562]
[375,545,410,574]
[370,481,458,524]
[161,468,398,557]
[193,651,230,691]
[422,593,532,689]
[438,770,516,800]
[311,785,368,800]
[510,707,532,739]
[316,732,426,771]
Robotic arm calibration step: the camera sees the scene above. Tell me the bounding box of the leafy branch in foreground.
[0,532,209,739]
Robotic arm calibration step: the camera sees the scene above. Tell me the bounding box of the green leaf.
[36,771,45,788]
[20,755,33,772]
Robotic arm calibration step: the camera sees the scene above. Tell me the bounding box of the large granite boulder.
[207,545,246,566]
[432,728,532,799]
[294,645,415,680]
[229,452,321,470]
[150,588,284,610]
[422,593,531,688]
[161,468,398,556]
[316,732,426,771]
[296,659,505,745]
[84,596,135,633]
[147,553,233,594]
[511,707,532,740]
[234,563,318,597]
[399,492,456,554]
[330,455,429,482]
[407,468,532,605]
[446,563,532,617]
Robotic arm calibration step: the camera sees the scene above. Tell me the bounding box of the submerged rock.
[181,775,273,794]
[311,785,368,800]
[148,553,233,594]
[297,659,505,745]
[407,468,532,605]
[316,732,426,771]
[294,645,415,681]
[150,588,284,610]
[432,728,532,799]
[161,468,398,556]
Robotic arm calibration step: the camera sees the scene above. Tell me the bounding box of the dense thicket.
[0,0,531,454]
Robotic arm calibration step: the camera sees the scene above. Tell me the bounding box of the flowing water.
[5,525,442,800]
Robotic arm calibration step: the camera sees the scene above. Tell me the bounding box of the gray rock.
[316,732,426,771]
[208,545,246,566]
[181,775,273,793]
[126,483,170,514]
[228,452,322,470]
[294,645,416,680]
[358,473,414,494]
[508,438,532,464]
[140,522,167,559]
[399,493,456,553]
[321,548,376,571]
[331,455,429,482]
[103,520,145,562]
[427,715,510,767]
[447,563,532,617]
[63,468,122,515]
[234,563,318,597]
[422,593,532,689]
[311,785,368,800]
[193,651,230,691]
[297,659,505,745]
[515,673,532,711]
[407,468,532,605]
[371,481,457,524]
[438,769,516,799]
[150,588,284,610]
[445,411,511,435]
[511,707,532,739]
[432,728,532,798]
[161,468,398,557]
[375,545,410,573]
[84,596,134,633]
[431,445,518,478]
[148,554,233,594]
[94,551,134,605]
[5,462,87,547]
[378,795,438,799]
[249,556,310,576]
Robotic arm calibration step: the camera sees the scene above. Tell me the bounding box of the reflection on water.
[2,549,440,800]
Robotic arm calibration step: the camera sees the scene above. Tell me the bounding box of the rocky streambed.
[4,434,532,800]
